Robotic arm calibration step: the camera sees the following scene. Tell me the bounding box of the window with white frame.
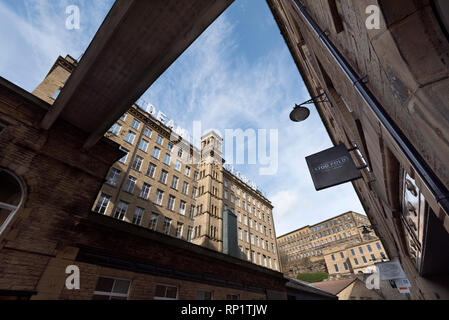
[155,189,164,206]
[185,166,191,177]
[159,170,168,184]
[144,127,152,138]
[0,169,25,235]
[132,207,144,225]
[125,131,136,144]
[149,213,159,231]
[164,153,171,166]
[154,284,177,300]
[131,119,140,130]
[119,114,126,121]
[163,218,172,235]
[132,155,143,172]
[152,147,161,159]
[94,193,111,214]
[139,139,149,152]
[113,201,128,220]
[147,163,156,178]
[174,160,181,172]
[167,195,176,211]
[124,176,137,193]
[108,123,121,135]
[156,135,164,145]
[196,290,213,300]
[140,183,151,200]
[106,168,121,187]
[171,176,179,190]
[187,226,194,242]
[176,222,183,238]
[179,200,186,215]
[93,277,131,300]
[119,147,129,164]
[182,182,189,195]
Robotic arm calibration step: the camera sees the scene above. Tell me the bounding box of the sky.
[0,0,365,237]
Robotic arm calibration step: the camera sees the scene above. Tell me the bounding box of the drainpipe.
[293,0,449,216]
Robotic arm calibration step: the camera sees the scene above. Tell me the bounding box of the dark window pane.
[95,277,114,292]
[166,287,177,299]
[155,285,166,297]
[113,279,131,294]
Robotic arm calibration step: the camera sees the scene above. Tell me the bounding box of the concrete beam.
[40,0,234,149]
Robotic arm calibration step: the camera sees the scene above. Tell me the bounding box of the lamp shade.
[290,105,310,122]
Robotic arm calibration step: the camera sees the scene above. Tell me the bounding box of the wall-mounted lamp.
[289,93,328,122]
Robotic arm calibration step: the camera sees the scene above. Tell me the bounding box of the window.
[177,149,183,157]
[164,154,171,166]
[187,226,194,242]
[167,144,173,152]
[51,87,61,100]
[125,131,136,144]
[351,249,355,256]
[238,228,243,240]
[182,182,189,195]
[93,277,131,300]
[113,201,128,220]
[359,247,364,254]
[380,252,386,260]
[147,163,156,178]
[226,294,239,300]
[0,170,24,235]
[371,254,376,262]
[185,166,191,177]
[196,290,212,300]
[140,183,151,200]
[106,168,121,186]
[174,160,181,172]
[149,213,159,231]
[119,147,129,164]
[152,147,161,159]
[132,156,143,171]
[144,127,152,138]
[120,114,126,121]
[362,256,367,264]
[331,254,335,261]
[139,139,149,152]
[159,170,168,184]
[171,176,179,190]
[334,264,339,272]
[176,222,183,238]
[131,119,140,130]
[354,258,359,265]
[343,262,349,270]
[94,193,111,214]
[155,189,164,206]
[156,135,164,145]
[179,201,186,215]
[340,252,344,259]
[376,242,382,250]
[132,207,144,225]
[163,218,172,235]
[167,195,176,211]
[108,123,121,135]
[124,176,136,193]
[154,284,177,300]
[367,245,372,252]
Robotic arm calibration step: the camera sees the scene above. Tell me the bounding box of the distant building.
[277,211,384,277]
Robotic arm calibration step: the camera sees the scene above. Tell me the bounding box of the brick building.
[277,211,387,277]
[267,0,449,299]
[32,55,280,271]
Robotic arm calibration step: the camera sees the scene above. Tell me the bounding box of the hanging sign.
[306,144,362,191]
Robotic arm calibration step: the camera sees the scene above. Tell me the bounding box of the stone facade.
[268,0,449,299]
[277,211,379,276]
[32,55,280,272]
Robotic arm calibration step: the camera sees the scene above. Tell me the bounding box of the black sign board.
[306,144,362,191]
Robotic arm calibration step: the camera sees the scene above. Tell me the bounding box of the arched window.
[0,169,24,235]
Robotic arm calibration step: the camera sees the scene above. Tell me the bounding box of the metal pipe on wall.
[292,0,449,216]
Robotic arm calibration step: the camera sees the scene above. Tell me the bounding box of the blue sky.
[0,0,365,236]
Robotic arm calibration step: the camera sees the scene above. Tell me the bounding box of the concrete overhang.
[40,0,234,149]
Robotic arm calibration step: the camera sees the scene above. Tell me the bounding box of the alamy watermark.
[65,5,80,30]
[65,265,80,290]
[366,5,381,30]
